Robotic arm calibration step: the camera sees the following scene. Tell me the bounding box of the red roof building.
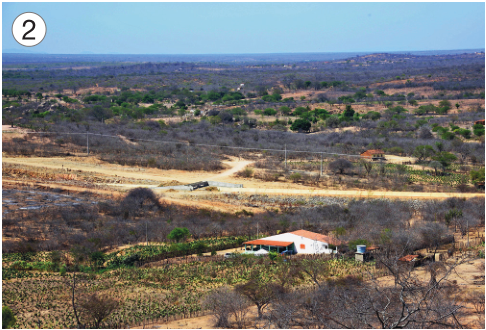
[360,149,385,159]
[243,239,293,247]
[243,229,344,254]
[289,230,343,246]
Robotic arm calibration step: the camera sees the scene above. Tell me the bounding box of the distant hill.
[3,48,48,54]
[2,49,484,65]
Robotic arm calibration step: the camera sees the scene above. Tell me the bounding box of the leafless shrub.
[227,291,251,328]
[329,159,353,175]
[266,291,304,328]
[78,292,120,328]
[253,159,281,170]
[235,270,286,319]
[254,170,281,182]
[204,287,249,328]
[122,188,161,218]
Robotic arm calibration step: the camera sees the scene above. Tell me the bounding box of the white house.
[243,230,342,254]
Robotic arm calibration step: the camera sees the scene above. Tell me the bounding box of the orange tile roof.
[243,239,293,247]
[398,255,419,262]
[360,149,385,156]
[289,230,343,246]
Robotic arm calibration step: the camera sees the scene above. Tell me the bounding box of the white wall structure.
[244,230,342,254]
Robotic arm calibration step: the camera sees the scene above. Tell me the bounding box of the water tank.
[357,245,366,254]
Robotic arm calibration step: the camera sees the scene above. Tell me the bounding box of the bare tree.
[204,287,232,328]
[62,248,88,328]
[298,256,471,329]
[283,74,296,91]
[266,291,304,328]
[78,293,120,328]
[419,222,450,253]
[235,270,285,319]
[361,160,373,176]
[429,160,444,176]
[122,187,162,217]
[298,255,329,288]
[329,159,353,175]
[227,291,251,329]
[204,287,250,328]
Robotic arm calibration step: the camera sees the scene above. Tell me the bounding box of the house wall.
[258,233,334,254]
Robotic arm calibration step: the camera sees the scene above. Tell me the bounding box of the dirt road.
[207,158,254,180]
[3,156,483,201]
[216,187,484,200]
[1,156,253,184]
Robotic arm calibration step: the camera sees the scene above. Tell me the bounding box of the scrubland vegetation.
[2,51,485,328]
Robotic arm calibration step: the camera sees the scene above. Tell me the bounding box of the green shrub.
[473,127,485,137]
[440,131,455,140]
[471,169,485,183]
[362,111,381,120]
[348,239,370,251]
[263,108,277,116]
[2,306,16,329]
[288,172,302,182]
[238,167,254,178]
[454,128,471,139]
[290,119,311,132]
[388,146,404,154]
[268,251,279,261]
[168,227,191,242]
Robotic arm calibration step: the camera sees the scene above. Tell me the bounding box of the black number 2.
[22,20,35,40]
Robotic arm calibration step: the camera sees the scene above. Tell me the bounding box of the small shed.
[355,245,379,262]
[475,181,485,190]
[360,149,386,161]
[474,119,485,125]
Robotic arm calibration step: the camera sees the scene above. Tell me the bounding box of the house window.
[300,244,305,249]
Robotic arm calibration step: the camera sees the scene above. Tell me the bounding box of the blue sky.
[3,2,485,54]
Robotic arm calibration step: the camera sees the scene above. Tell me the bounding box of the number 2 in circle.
[22,20,35,40]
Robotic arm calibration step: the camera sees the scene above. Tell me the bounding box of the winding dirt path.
[207,158,254,180]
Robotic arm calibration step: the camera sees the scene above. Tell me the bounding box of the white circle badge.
[12,12,46,47]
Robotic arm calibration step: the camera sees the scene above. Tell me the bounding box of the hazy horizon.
[3,48,485,56]
[3,3,485,55]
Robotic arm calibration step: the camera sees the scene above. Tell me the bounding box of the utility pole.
[320,153,323,176]
[257,222,259,239]
[146,222,148,246]
[86,132,89,156]
[285,144,287,170]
